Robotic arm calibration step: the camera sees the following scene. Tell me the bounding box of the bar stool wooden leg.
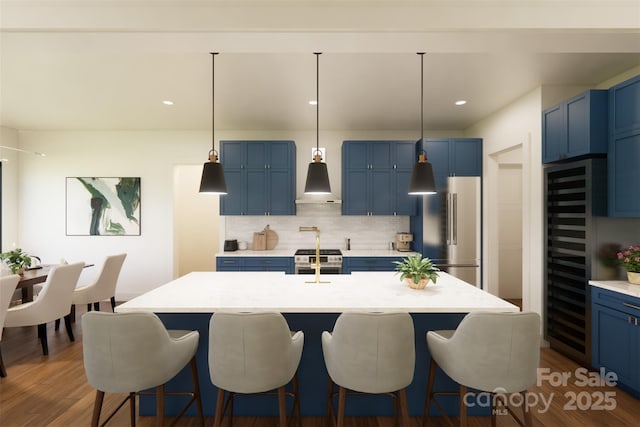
[156,384,164,427]
[91,390,104,427]
[278,385,287,427]
[214,389,225,427]
[459,384,468,427]
[522,391,532,426]
[129,392,136,427]
[189,357,204,426]
[398,388,410,427]
[337,386,346,427]
[423,358,437,426]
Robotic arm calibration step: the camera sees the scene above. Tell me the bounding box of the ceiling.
[1,1,639,132]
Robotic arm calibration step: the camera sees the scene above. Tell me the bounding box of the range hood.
[295,197,342,205]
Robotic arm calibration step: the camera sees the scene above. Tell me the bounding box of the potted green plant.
[0,248,33,275]
[617,245,640,285]
[393,254,440,289]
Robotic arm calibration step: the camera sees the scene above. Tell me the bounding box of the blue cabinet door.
[542,104,565,163]
[592,303,635,386]
[393,142,418,215]
[451,138,482,176]
[608,132,640,217]
[422,139,450,191]
[608,75,640,218]
[609,74,640,136]
[344,257,402,273]
[244,257,293,273]
[220,141,295,216]
[542,89,608,164]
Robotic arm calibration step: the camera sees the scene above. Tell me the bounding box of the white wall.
[0,127,20,251]
[466,87,544,317]
[10,128,461,299]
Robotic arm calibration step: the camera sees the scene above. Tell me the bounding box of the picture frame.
[65,177,141,236]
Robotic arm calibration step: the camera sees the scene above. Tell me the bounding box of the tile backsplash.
[223,204,410,251]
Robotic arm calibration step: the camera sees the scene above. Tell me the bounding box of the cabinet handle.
[623,302,640,310]
[629,316,633,324]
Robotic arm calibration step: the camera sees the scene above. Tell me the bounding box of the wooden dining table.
[14,263,94,303]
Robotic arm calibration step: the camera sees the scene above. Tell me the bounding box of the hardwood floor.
[1,303,639,427]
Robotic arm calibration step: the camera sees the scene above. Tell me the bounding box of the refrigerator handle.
[452,193,458,245]
[446,193,451,245]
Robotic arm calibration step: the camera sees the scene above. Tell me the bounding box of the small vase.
[627,271,640,285]
[406,277,430,290]
[16,267,24,275]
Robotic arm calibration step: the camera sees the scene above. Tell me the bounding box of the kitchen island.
[116,271,518,416]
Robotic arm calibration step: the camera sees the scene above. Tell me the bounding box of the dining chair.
[82,311,204,427]
[72,253,126,312]
[4,262,84,356]
[208,312,304,427]
[0,274,20,377]
[424,311,541,427]
[321,312,415,427]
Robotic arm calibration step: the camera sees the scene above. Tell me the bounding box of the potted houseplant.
[617,245,640,285]
[0,248,33,275]
[394,254,440,289]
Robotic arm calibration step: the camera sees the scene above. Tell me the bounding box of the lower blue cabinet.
[216,257,293,274]
[343,257,403,273]
[591,287,640,398]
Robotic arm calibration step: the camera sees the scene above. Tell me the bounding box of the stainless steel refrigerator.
[421,176,481,287]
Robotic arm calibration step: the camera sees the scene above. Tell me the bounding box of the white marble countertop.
[216,249,418,257]
[589,280,640,299]
[116,271,518,314]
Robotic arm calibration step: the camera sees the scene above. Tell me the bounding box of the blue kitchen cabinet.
[220,141,296,216]
[342,141,417,216]
[591,286,640,398]
[244,257,294,273]
[608,75,640,217]
[216,256,293,273]
[343,257,403,273]
[542,89,608,163]
[411,138,482,256]
[216,257,243,271]
[420,138,482,186]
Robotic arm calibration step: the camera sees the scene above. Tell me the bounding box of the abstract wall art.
[66,177,141,236]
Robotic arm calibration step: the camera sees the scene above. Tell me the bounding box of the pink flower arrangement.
[617,245,640,273]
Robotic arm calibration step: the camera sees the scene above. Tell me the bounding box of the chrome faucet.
[299,226,328,283]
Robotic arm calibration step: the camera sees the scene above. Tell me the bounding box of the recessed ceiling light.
[308,100,318,105]
[162,100,174,106]
[455,100,467,106]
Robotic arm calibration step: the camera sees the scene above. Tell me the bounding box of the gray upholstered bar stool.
[321,312,415,427]
[424,311,541,427]
[208,312,304,427]
[82,311,204,427]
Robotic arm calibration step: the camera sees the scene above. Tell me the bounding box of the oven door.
[294,266,342,275]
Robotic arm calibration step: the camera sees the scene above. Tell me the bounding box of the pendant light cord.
[315,52,321,157]
[211,52,218,156]
[419,52,425,143]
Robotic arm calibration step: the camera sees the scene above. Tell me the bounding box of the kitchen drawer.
[244,257,293,268]
[344,257,403,273]
[592,287,640,316]
[216,257,244,271]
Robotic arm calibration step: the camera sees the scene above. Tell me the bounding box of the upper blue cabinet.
[219,141,296,216]
[342,141,417,216]
[542,90,608,164]
[420,138,482,191]
[608,75,640,217]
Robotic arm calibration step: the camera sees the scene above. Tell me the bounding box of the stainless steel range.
[294,249,343,274]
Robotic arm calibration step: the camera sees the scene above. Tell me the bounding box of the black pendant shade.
[304,161,331,194]
[199,155,228,194]
[199,52,228,194]
[304,52,331,195]
[408,151,436,195]
[409,52,436,195]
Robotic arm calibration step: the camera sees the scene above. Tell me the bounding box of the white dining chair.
[424,311,541,427]
[321,312,415,427]
[73,253,126,312]
[0,274,20,377]
[82,311,204,427]
[4,262,84,355]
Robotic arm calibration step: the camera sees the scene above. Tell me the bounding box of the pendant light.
[304,52,332,195]
[408,52,436,195]
[199,52,228,194]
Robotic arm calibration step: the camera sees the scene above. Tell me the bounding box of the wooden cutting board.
[265,225,278,250]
